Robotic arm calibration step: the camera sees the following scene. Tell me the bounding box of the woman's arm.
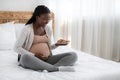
[33,34,49,44]
[47,26,59,50]
[14,27,34,55]
[47,26,69,49]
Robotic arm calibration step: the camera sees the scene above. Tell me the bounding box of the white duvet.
[0,46,120,80]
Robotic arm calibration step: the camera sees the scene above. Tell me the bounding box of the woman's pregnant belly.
[29,43,51,58]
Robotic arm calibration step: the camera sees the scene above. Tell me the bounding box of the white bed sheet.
[0,46,120,80]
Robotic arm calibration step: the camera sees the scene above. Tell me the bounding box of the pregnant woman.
[14,5,77,72]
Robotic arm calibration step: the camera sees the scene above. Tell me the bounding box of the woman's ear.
[36,16,40,21]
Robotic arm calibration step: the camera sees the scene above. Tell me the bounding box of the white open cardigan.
[14,24,57,55]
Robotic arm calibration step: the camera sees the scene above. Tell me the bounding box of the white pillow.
[0,22,16,50]
[14,23,25,39]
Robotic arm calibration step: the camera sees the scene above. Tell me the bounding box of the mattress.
[0,46,120,80]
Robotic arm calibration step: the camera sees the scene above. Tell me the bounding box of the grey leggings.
[18,52,77,72]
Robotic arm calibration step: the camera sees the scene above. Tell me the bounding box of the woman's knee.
[19,54,33,65]
[21,53,31,59]
[68,52,78,62]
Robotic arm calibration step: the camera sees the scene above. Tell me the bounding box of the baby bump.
[29,43,50,57]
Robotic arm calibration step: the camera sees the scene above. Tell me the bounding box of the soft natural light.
[54,0,120,61]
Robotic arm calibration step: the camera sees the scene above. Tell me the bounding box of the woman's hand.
[55,39,70,46]
[35,53,48,60]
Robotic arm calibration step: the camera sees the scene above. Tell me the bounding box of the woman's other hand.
[55,39,70,46]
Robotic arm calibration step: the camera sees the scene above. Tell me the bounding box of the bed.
[0,11,120,80]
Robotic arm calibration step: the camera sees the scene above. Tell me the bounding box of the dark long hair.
[26,5,50,25]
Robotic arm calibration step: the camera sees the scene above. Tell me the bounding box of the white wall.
[0,0,50,11]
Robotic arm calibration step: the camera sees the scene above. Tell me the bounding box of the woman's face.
[36,13,51,27]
